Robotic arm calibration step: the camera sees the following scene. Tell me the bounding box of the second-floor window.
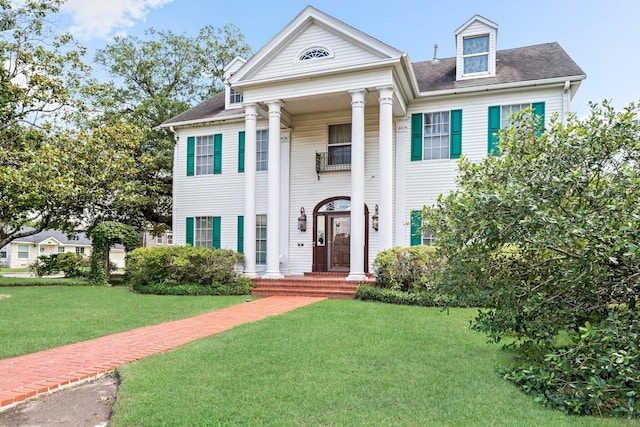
[196,135,214,175]
[328,123,351,166]
[256,129,268,171]
[423,111,450,160]
[229,88,243,104]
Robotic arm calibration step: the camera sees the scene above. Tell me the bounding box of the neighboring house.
[141,230,174,248]
[0,229,126,269]
[162,7,585,280]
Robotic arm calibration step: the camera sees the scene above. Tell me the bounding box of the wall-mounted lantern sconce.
[372,204,379,231]
[298,207,307,232]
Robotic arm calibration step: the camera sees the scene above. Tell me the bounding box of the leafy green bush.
[500,310,640,418]
[31,253,88,278]
[373,246,444,292]
[126,246,253,296]
[356,285,478,307]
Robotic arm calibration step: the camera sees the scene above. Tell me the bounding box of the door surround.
[311,196,369,273]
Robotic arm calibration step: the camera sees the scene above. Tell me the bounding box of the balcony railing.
[315,151,351,175]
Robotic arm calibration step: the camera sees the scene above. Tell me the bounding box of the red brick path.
[0,296,325,409]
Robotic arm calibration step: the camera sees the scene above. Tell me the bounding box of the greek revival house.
[162,6,585,281]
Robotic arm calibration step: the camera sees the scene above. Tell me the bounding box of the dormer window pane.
[229,88,243,104]
[463,35,489,74]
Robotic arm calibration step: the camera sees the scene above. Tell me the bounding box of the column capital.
[244,103,257,119]
[265,100,282,116]
[377,86,394,105]
[348,89,366,107]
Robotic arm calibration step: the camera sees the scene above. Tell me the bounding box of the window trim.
[462,34,490,75]
[256,214,267,265]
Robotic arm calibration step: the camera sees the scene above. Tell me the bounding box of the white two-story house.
[162,6,585,280]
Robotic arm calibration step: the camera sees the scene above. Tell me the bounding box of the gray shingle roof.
[162,92,231,126]
[162,42,585,125]
[413,42,585,93]
[11,228,92,246]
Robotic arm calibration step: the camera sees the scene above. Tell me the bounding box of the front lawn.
[0,286,247,358]
[110,300,638,427]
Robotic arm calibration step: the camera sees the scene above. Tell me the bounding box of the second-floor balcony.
[315,151,351,174]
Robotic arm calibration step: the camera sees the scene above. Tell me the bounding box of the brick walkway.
[0,296,325,409]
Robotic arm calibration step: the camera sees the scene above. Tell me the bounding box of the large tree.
[0,0,89,247]
[424,101,640,416]
[93,25,252,229]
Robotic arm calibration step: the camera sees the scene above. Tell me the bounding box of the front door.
[312,197,368,273]
[328,214,350,271]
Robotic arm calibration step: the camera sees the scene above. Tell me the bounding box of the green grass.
[0,286,247,358]
[0,276,90,286]
[110,300,640,427]
[0,267,31,273]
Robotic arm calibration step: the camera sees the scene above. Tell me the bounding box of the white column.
[378,86,394,252]
[243,104,257,277]
[347,89,367,281]
[264,100,283,278]
[394,117,410,246]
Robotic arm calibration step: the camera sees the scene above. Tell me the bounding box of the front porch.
[251,272,375,299]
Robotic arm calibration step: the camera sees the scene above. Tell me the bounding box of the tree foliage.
[0,0,93,246]
[91,25,252,228]
[424,101,640,416]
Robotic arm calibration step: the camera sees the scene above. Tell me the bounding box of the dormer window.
[455,15,498,81]
[229,88,243,104]
[463,35,489,74]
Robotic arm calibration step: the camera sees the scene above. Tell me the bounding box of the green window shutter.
[450,109,462,159]
[186,217,194,246]
[411,113,423,161]
[237,216,244,253]
[213,134,222,175]
[186,137,195,176]
[488,106,501,155]
[212,216,221,249]
[238,131,245,173]
[532,102,546,136]
[410,210,422,246]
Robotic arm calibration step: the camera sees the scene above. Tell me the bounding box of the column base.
[242,271,259,279]
[262,271,284,279]
[346,272,368,281]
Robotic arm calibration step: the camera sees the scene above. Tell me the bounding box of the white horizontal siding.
[397,87,564,246]
[254,22,386,81]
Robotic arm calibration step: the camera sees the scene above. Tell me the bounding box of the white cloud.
[61,0,173,40]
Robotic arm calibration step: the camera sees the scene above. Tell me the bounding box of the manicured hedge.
[356,285,479,308]
[126,246,253,296]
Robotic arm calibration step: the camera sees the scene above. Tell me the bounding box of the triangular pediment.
[229,6,403,85]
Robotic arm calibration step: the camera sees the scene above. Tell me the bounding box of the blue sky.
[60,0,639,118]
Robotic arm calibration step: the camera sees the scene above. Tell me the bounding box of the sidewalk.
[0,296,326,409]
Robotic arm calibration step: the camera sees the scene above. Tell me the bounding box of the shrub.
[126,246,253,296]
[500,309,640,418]
[30,253,87,278]
[356,285,478,307]
[373,246,444,292]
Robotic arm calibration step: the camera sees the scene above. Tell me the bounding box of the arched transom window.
[298,47,332,61]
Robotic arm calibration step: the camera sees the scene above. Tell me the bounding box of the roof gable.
[229,6,403,85]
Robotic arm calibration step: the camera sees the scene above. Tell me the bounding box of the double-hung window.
[256,129,268,171]
[411,110,462,161]
[186,216,220,249]
[187,134,222,176]
[17,245,29,259]
[195,135,214,175]
[256,214,267,265]
[423,111,450,160]
[488,102,545,154]
[75,247,85,255]
[58,246,65,254]
[463,35,489,74]
[195,216,213,248]
[328,123,352,166]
